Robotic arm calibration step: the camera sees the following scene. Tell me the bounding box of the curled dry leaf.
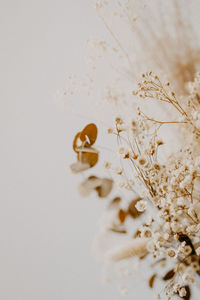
[73,123,98,151]
[77,149,98,168]
[79,176,113,198]
[95,178,113,198]
[71,123,98,172]
[80,123,98,146]
[78,176,102,197]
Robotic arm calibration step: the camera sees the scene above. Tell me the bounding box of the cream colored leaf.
[70,162,90,173]
[79,177,102,197]
[96,178,113,198]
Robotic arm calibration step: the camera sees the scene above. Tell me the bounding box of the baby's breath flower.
[107,127,113,134]
[135,200,147,212]
[167,248,176,258]
[138,156,147,166]
[179,287,186,298]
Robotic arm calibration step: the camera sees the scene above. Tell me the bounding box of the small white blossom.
[135,200,147,212]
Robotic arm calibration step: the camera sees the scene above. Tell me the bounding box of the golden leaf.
[80,123,98,147]
[78,176,113,198]
[73,132,81,153]
[78,176,102,197]
[118,209,127,224]
[95,178,113,198]
[77,149,98,168]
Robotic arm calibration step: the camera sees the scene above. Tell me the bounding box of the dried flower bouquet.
[70,1,200,299]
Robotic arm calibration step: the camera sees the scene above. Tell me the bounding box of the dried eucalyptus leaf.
[70,162,90,173]
[77,149,98,168]
[78,177,102,197]
[80,123,98,146]
[95,178,113,198]
[78,176,113,198]
[73,132,81,153]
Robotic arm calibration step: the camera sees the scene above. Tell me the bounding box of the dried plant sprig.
[134,72,200,137]
[71,123,99,173]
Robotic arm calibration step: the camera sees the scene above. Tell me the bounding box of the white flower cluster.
[98,73,200,299]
